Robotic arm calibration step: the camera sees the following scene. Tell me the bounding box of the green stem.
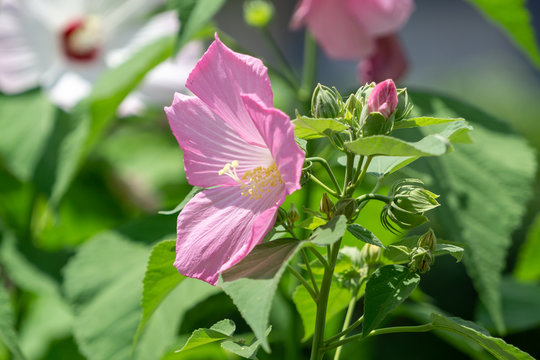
[324,324,434,351]
[347,156,373,196]
[260,27,299,91]
[343,153,354,197]
[287,265,318,302]
[302,249,320,296]
[310,240,342,360]
[333,297,357,360]
[309,174,339,198]
[306,157,342,194]
[306,246,330,271]
[355,193,391,205]
[325,315,364,345]
[300,32,317,101]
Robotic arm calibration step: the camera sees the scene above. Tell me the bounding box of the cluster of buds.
[409,229,437,273]
[381,179,440,233]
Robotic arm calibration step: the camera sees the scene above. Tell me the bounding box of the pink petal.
[290,0,313,29]
[345,0,415,37]
[357,35,408,84]
[241,94,304,196]
[367,79,398,119]
[175,186,281,285]
[186,34,273,147]
[295,0,375,60]
[165,92,273,188]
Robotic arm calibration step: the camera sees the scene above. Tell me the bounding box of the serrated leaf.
[221,327,271,359]
[0,282,26,360]
[171,0,226,53]
[434,243,464,263]
[220,238,302,351]
[159,187,203,215]
[178,319,235,352]
[431,313,534,360]
[465,0,540,69]
[514,213,540,281]
[409,90,536,333]
[346,224,386,248]
[133,240,184,347]
[363,265,420,335]
[309,215,347,246]
[394,116,463,129]
[292,116,348,140]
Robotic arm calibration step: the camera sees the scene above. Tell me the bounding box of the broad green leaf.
[292,116,348,140]
[159,187,203,215]
[346,224,386,248]
[477,277,540,334]
[293,282,352,341]
[220,238,302,351]
[363,265,420,335]
[44,36,174,205]
[171,0,226,53]
[178,320,235,352]
[431,313,534,360]
[0,90,55,182]
[298,216,327,230]
[465,0,540,69]
[221,328,271,359]
[0,282,25,360]
[409,90,536,333]
[393,116,463,129]
[133,240,184,347]
[514,213,540,281]
[434,243,464,263]
[309,215,347,246]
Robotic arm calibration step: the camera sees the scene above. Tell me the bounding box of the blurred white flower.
[0,0,202,114]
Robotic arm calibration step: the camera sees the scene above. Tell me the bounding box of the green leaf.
[431,313,534,360]
[309,215,347,246]
[292,116,348,140]
[346,224,386,248]
[363,265,420,336]
[0,90,55,182]
[409,90,536,333]
[133,240,185,347]
[433,243,464,263]
[179,320,235,352]
[0,282,26,360]
[476,277,540,334]
[394,116,463,129]
[293,283,352,341]
[159,187,203,215]
[220,327,272,359]
[298,216,327,230]
[514,213,540,281]
[171,0,226,53]
[220,238,303,351]
[465,0,540,69]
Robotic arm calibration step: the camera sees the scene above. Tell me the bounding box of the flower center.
[219,161,283,200]
[61,16,102,62]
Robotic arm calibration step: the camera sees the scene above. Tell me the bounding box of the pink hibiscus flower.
[291,0,414,83]
[165,35,305,285]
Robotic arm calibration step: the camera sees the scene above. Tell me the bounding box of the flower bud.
[311,83,343,118]
[243,0,274,28]
[360,244,382,266]
[334,198,357,220]
[409,248,434,274]
[276,207,288,226]
[287,203,300,225]
[319,193,334,218]
[417,228,437,253]
[367,79,398,119]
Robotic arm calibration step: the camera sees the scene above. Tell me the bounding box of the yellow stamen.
[218,161,283,200]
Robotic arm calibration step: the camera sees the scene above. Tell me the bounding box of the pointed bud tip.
[367,79,398,119]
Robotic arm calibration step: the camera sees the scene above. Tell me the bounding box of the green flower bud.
[319,193,334,218]
[311,83,343,118]
[276,207,288,226]
[287,203,300,225]
[243,0,274,28]
[335,198,357,220]
[409,247,434,274]
[361,244,382,266]
[393,88,413,122]
[417,228,437,252]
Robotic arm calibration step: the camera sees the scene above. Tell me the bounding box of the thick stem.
[310,240,342,360]
[355,193,391,205]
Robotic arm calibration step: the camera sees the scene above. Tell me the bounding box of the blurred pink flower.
[291,0,413,83]
[0,0,202,114]
[358,35,408,84]
[367,78,398,119]
[165,35,305,285]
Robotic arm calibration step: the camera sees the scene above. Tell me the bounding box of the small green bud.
[243,0,274,28]
[417,228,437,252]
[409,248,434,274]
[361,244,382,266]
[319,193,334,218]
[393,88,413,122]
[276,207,288,226]
[287,203,300,225]
[311,83,342,118]
[334,198,357,220]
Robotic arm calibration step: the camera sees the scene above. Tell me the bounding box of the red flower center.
[61,17,102,62]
